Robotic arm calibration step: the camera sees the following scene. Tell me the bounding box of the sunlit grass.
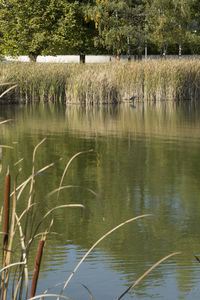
[0,60,199,103]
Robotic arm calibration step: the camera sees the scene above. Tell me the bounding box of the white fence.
[4,54,200,63]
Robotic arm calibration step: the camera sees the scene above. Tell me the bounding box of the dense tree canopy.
[86,0,146,58]
[0,0,199,60]
[146,0,199,56]
[0,0,96,61]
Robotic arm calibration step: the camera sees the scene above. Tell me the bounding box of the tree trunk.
[29,53,38,62]
[162,44,168,59]
[178,24,182,58]
[145,40,148,60]
[80,53,85,64]
[179,37,182,58]
[138,48,142,60]
[127,36,131,61]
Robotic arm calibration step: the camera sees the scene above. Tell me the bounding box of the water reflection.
[1,102,200,299]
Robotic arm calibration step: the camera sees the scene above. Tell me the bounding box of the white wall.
[5,55,115,63]
[4,54,200,63]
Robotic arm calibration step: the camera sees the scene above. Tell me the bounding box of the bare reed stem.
[3,167,10,252]
[24,138,46,242]
[1,167,11,298]
[117,251,182,300]
[0,84,18,98]
[60,214,152,296]
[3,177,17,300]
[0,119,12,125]
[57,149,93,200]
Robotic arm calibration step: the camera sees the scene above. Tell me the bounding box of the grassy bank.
[0,60,200,103]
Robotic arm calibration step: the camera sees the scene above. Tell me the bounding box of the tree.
[0,0,96,62]
[146,0,196,56]
[185,0,200,54]
[87,0,147,59]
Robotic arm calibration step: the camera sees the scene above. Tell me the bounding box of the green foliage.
[0,0,199,58]
[86,0,146,56]
[146,0,200,55]
[0,0,96,61]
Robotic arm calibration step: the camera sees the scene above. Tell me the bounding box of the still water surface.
[1,102,200,299]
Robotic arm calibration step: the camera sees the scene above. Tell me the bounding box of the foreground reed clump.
[0,59,200,103]
[0,138,88,300]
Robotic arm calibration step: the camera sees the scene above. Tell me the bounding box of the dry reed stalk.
[57,149,93,200]
[81,283,94,300]
[5,178,17,266]
[14,212,29,300]
[30,239,45,298]
[3,177,17,300]
[30,230,58,241]
[24,138,46,241]
[194,255,200,263]
[29,294,74,299]
[27,204,85,251]
[0,84,18,98]
[3,167,10,251]
[0,145,14,149]
[43,281,66,296]
[0,261,26,274]
[0,82,17,86]
[117,251,182,300]
[10,162,55,199]
[47,185,101,202]
[0,207,3,228]
[59,214,152,296]
[1,168,11,297]
[0,119,12,125]
[14,158,24,166]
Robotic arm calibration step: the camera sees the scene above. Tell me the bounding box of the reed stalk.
[60,214,152,296]
[57,149,93,201]
[3,177,17,300]
[1,167,11,298]
[81,284,94,300]
[0,120,12,125]
[117,252,182,300]
[0,84,18,99]
[0,82,17,86]
[3,167,10,253]
[29,294,74,299]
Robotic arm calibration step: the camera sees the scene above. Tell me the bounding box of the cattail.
[30,239,45,297]
[3,167,10,252]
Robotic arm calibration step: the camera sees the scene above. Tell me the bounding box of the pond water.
[1,102,200,300]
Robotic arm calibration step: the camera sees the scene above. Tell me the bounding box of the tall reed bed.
[0,60,200,103]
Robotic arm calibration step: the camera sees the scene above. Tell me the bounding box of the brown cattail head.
[3,167,10,249]
[30,239,45,297]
